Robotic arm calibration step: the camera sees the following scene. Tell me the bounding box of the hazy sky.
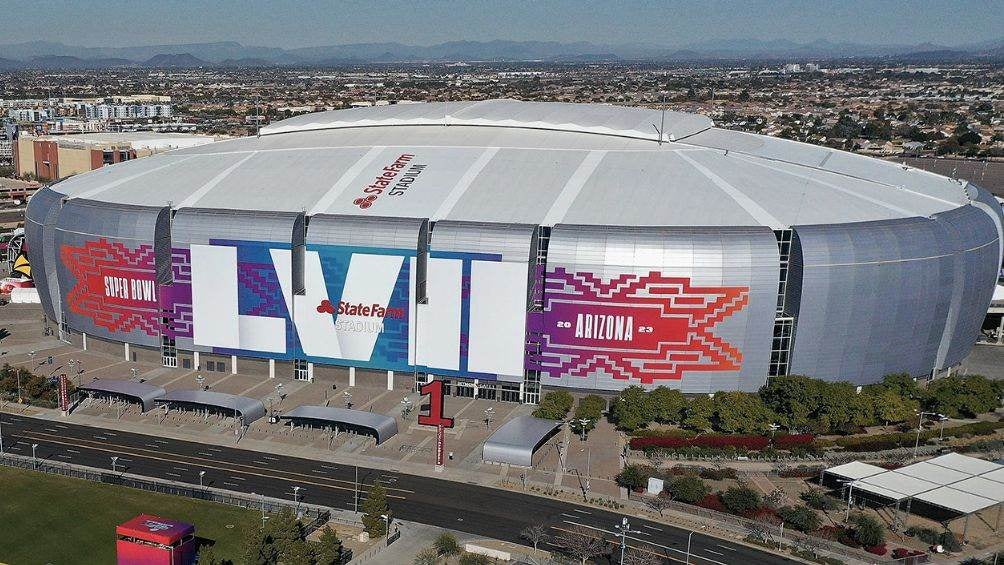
[4,0,1002,48]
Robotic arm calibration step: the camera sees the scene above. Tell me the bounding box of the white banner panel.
[237,315,286,353]
[468,260,527,377]
[417,257,462,370]
[337,253,405,360]
[191,244,239,348]
[272,249,343,359]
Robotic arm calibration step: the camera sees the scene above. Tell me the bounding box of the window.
[774,230,793,313]
[769,317,795,376]
[161,336,177,368]
[293,359,308,381]
[522,370,541,405]
[454,381,475,398]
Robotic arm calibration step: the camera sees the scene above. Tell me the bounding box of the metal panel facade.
[790,218,956,382]
[530,225,778,392]
[24,186,64,322]
[53,198,167,347]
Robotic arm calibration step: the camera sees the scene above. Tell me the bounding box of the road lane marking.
[66,449,81,454]
[173,466,190,472]
[229,476,246,481]
[223,482,241,487]
[716,544,736,551]
[573,508,591,514]
[18,430,412,498]
[704,548,724,556]
[55,454,72,459]
[166,472,181,478]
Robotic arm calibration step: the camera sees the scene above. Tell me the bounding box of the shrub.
[865,544,888,556]
[721,486,762,516]
[434,532,462,556]
[630,428,697,439]
[698,467,738,480]
[615,464,651,490]
[459,552,491,565]
[778,465,824,478]
[939,532,963,552]
[905,526,941,545]
[851,514,885,548]
[779,505,822,532]
[697,493,726,512]
[800,489,839,511]
[669,475,710,504]
[629,434,770,452]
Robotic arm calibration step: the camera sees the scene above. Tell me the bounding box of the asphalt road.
[0,414,793,564]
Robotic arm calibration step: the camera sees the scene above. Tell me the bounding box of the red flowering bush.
[630,435,771,451]
[865,544,888,556]
[696,493,726,512]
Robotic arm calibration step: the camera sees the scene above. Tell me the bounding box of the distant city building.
[14,132,218,181]
[7,108,52,122]
[82,104,173,120]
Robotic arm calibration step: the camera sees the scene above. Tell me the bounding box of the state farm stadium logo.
[353,153,427,209]
[61,239,162,336]
[530,268,749,384]
[317,299,405,319]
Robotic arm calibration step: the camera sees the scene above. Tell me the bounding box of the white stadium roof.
[826,453,1004,515]
[49,100,975,229]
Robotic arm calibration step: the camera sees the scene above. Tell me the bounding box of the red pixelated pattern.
[61,239,161,337]
[531,269,749,384]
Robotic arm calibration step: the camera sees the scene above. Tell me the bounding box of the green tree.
[778,505,821,532]
[361,480,391,537]
[758,375,819,431]
[196,544,222,565]
[264,507,304,558]
[648,387,688,424]
[868,387,918,426]
[721,486,762,515]
[434,531,462,557]
[682,395,714,432]
[284,539,316,565]
[711,391,776,434]
[851,514,885,547]
[923,375,1001,418]
[572,394,606,433]
[240,523,276,565]
[881,373,918,398]
[609,386,654,431]
[314,526,343,565]
[669,475,709,504]
[533,390,574,420]
[413,547,439,565]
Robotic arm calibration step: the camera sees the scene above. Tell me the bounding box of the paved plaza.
[0,303,625,500]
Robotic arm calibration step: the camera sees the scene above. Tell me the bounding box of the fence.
[646,444,944,465]
[628,492,931,564]
[0,451,347,537]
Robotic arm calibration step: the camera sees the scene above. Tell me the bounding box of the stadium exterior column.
[998,317,1003,344]
[124,342,129,361]
[82,333,87,350]
[308,362,314,382]
[349,367,355,387]
[387,370,393,391]
[193,351,200,370]
[269,359,275,379]
[231,355,237,374]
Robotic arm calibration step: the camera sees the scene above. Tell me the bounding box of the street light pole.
[199,470,205,488]
[914,411,936,457]
[31,443,38,469]
[686,530,695,565]
[111,456,118,473]
[354,465,359,513]
[615,517,637,565]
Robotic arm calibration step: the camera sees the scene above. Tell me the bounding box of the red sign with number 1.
[417,380,454,467]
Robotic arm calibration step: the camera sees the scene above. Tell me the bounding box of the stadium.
[24,100,1004,403]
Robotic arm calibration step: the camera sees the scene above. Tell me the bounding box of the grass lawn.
[0,466,258,564]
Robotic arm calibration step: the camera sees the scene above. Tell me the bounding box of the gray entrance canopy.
[483,415,562,467]
[79,379,166,412]
[279,405,398,444]
[155,390,267,424]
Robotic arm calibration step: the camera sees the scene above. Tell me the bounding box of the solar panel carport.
[482,415,562,467]
[825,453,1004,540]
[78,379,166,412]
[279,405,398,444]
[154,390,266,424]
